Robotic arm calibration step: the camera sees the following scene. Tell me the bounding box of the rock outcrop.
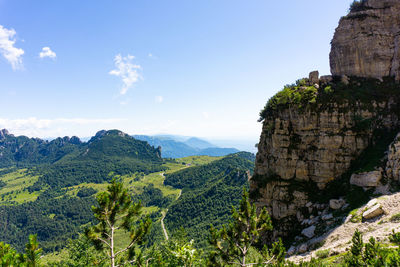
[386,133,400,182]
[330,0,400,80]
[251,0,400,241]
[251,85,400,237]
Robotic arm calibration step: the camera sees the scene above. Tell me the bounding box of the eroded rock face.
[251,100,398,238]
[330,0,400,80]
[386,133,400,182]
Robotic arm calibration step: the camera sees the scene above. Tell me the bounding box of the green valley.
[0,129,254,261]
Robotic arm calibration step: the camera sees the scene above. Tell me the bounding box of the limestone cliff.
[330,0,400,80]
[251,0,400,242]
[250,76,400,240]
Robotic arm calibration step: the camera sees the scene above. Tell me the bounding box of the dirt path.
[159,172,183,241]
[161,209,169,241]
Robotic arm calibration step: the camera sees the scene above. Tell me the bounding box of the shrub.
[316,249,330,259]
[349,0,368,12]
[390,213,400,222]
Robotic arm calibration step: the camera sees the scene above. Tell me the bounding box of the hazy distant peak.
[0,129,12,139]
[184,137,216,149]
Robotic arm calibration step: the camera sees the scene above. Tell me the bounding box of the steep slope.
[31,130,164,188]
[0,129,82,167]
[164,152,255,247]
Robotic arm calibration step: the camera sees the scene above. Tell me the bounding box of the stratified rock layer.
[251,96,399,238]
[330,0,400,80]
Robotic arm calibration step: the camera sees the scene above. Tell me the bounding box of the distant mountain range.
[133,135,240,158]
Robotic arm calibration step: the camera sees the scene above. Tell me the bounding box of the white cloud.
[39,46,56,59]
[109,54,141,95]
[148,53,153,58]
[0,25,24,70]
[155,95,163,103]
[0,117,127,137]
[202,111,210,119]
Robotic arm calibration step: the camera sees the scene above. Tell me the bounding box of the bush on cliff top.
[259,76,400,122]
[349,0,368,13]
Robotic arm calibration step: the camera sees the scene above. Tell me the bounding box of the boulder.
[329,199,345,210]
[301,225,316,239]
[363,205,384,220]
[350,171,382,187]
[287,246,296,256]
[298,244,308,254]
[322,214,333,221]
[366,199,378,208]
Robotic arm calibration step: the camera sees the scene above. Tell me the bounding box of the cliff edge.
[330,0,400,80]
[251,0,400,246]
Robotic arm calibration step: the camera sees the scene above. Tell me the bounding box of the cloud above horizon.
[0,25,24,70]
[39,46,56,59]
[0,117,127,137]
[109,54,141,95]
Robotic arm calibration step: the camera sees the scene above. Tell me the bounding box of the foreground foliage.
[208,189,285,267]
[85,179,152,267]
[0,234,42,266]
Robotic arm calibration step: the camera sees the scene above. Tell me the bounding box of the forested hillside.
[0,129,254,257]
[164,152,255,247]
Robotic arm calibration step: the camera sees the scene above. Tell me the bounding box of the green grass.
[316,249,330,259]
[0,169,42,204]
[174,155,222,166]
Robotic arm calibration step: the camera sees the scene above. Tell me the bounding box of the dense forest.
[0,130,256,259]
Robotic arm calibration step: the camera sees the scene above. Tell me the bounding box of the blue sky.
[0,0,353,142]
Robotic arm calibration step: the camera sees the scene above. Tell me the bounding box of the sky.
[0,0,354,142]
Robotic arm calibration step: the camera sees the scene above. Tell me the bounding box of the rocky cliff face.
[330,0,400,80]
[251,76,400,239]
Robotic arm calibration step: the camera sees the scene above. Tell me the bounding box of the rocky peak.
[91,129,128,142]
[0,129,11,140]
[330,0,400,80]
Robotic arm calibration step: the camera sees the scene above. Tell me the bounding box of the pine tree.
[24,234,42,267]
[85,179,152,267]
[208,189,284,267]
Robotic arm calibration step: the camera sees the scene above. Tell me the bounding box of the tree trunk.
[111,227,115,267]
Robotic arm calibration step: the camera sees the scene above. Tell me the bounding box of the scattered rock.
[298,244,308,254]
[287,246,296,256]
[322,214,333,221]
[302,225,316,239]
[363,205,384,220]
[366,199,378,208]
[350,171,382,187]
[306,202,313,208]
[330,199,345,210]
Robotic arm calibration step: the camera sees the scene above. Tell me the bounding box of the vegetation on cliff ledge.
[259,76,400,122]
